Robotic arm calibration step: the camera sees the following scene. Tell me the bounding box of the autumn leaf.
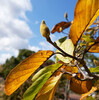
[23,63,62,100]
[88,37,99,53]
[93,59,99,66]
[85,96,95,100]
[64,66,78,80]
[70,73,93,94]
[80,87,97,100]
[35,65,66,100]
[58,61,78,80]
[51,21,71,33]
[5,50,53,95]
[56,39,74,63]
[89,66,99,73]
[69,0,99,45]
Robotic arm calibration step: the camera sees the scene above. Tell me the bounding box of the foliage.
[1,49,54,100]
[4,0,99,100]
[1,49,35,79]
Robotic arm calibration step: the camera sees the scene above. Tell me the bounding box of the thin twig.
[59,68,93,81]
[47,37,91,75]
[76,63,86,79]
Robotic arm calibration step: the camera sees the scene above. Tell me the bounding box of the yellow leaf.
[80,87,97,100]
[56,39,74,63]
[69,0,99,45]
[88,43,99,53]
[87,37,99,52]
[70,73,93,94]
[35,65,66,100]
[5,50,53,95]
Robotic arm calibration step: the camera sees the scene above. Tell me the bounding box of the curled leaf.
[5,50,53,95]
[51,21,71,33]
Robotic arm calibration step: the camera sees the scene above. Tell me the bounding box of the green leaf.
[82,34,94,43]
[89,66,99,73]
[23,63,62,100]
[32,63,62,82]
[85,96,95,100]
[55,36,67,46]
[56,39,74,63]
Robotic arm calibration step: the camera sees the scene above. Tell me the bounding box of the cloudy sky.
[0,0,77,64]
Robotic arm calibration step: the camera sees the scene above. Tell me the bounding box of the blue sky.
[0,0,77,64]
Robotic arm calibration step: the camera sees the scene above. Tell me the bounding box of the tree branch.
[46,37,99,79]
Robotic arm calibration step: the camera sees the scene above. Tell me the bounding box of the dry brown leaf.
[69,0,99,45]
[80,87,97,100]
[51,21,71,33]
[5,50,53,95]
[70,73,93,94]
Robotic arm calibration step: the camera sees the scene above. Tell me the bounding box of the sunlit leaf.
[88,37,99,53]
[85,96,95,100]
[88,43,99,53]
[51,21,71,33]
[89,66,99,72]
[32,63,62,82]
[80,87,97,100]
[23,63,62,100]
[35,65,66,100]
[70,73,93,94]
[82,34,95,43]
[24,72,52,100]
[69,0,99,45]
[5,50,53,95]
[56,39,74,63]
[55,36,67,46]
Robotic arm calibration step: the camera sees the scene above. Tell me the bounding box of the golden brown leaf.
[58,61,78,80]
[80,87,97,100]
[70,73,93,94]
[35,65,66,100]
[69,0,99,45]
[5,50,53,95]
[88,37,99,53]
[51,21,71,33]
[93,59,99,66]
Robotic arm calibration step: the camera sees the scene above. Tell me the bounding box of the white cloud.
[28,45,40,52]
[0,0,33,64]
[39,41,54,50]
[0,53,12,64]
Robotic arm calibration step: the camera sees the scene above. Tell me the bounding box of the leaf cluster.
[4,0,99,100]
